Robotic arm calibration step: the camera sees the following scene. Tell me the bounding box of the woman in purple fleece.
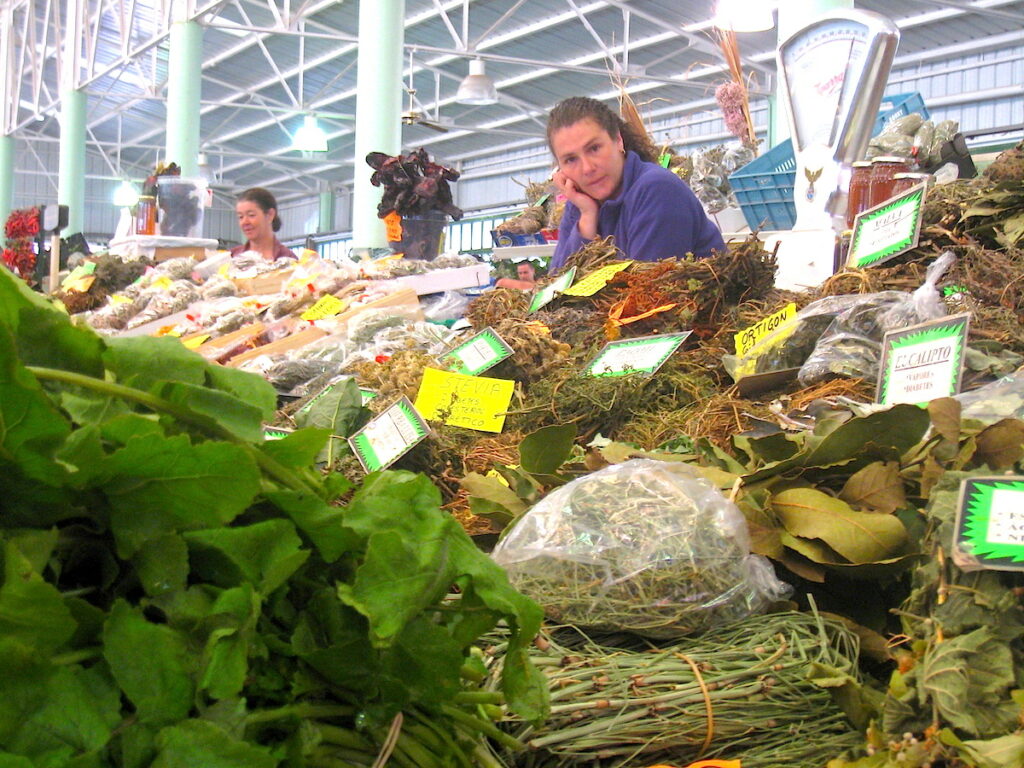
[548,97,725,271]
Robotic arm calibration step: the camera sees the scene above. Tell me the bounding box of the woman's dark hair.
[237,187,282,232]
[546,96,658,163]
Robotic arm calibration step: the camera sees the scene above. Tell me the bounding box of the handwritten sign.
[414,367,515,433]
[954,476,1024,571]
[562,261,632,297]
[300,294,346,321]
[348,397,429,473]
[444,327,514,376]
[877,313,969,406]
[528,266,577,313]
[384,211,403,242]
[734,303,797,357]
[584,332,691,378]
[849,183,926,269]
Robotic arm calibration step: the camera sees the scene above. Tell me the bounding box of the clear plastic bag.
[491,459,790,638]
[956,369,1024,425]
[798,251,954,386]
[421,290,471,323]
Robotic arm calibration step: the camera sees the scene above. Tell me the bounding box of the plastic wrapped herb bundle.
[491,459,790,638]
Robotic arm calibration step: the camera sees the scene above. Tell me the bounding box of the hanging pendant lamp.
[455,59,498,106]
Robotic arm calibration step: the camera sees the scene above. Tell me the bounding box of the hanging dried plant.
[713,27,759,153]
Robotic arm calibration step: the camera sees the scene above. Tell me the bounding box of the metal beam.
[902,0,1024,22]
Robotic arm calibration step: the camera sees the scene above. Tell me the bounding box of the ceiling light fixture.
[113,179,138,207]
[714,0,775,32]
[455,59,498,106]
[291,115,328,152]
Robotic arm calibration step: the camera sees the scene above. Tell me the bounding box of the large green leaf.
[960,733,1024,768]
[0,541,76,655]
[0,639,55,744]
[839,461,906,514]
[260,428,331,469]
[920,627,1017,737]
[263,489,358,564]
[103,336,207,390]
[0,269,104,376]
[102,600,194,725]
[0,325,72,484]
[5,665,120,761]
[155,381,267,443]
[101,434,260,557]
[151,720,276,768]
[973,418,1024,469]
[460,472,527,521]
[291,589,378,695]
[519,424,577,474]
[204,365,276,424]
[377,616,463,706]
[198,585,260,701]
[772,487,907,563]
[133,534,189,597]
[337,527,456,645]
[746,405,930,482]
[184,519,309,596]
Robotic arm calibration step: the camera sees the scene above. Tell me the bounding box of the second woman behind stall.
[548,97,725,271]
[232,187,296,261]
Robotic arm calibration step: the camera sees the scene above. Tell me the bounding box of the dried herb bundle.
[465,288,530,329]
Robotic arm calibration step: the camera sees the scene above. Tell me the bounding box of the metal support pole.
[351,0,405,252]
[0,5,14,228]
[318,183,335,233]
[166,13,203,176]
[0,135,13,229]
[773,0,854,147]
[58,0,86,235]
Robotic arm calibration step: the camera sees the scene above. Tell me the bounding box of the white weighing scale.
[772,10,900,289]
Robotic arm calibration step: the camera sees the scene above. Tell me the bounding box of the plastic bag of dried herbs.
[491,459,790,638]
[798,251,954,386]
[723,294,864,380]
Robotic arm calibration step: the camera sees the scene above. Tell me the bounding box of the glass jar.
[892,172,931,196]
[868,156,912,208]
[846,161,873,229]
[135,195,157,235]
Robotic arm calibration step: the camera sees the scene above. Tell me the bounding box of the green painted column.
[773,0,854,146]
[58,88,86,235]
[0,134,13,228]
[165,17,202,177]
[318,184,335,233]
[351,0,405,251]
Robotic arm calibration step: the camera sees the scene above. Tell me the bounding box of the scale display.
[778,10,899,232]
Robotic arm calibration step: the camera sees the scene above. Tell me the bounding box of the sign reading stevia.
[443,327,514,376]
[414,368,515,433]
[848,183,926,268]
[584,332,691,378]
[347,397,429,473]
[953,477,1024,571]
[528,266,577,313]
[876,313,969,406]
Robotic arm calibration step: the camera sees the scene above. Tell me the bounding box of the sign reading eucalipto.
[443,327,514,376]
[584,332,692,378]
[347,397,429,473]
[953,476,1024,571]
[528,266,577,313]
[876,313,969,406]
[848,183,926,269]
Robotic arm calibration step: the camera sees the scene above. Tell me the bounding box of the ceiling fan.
[400,50,450,133]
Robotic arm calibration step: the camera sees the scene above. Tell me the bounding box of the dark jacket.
[551,151,725,270]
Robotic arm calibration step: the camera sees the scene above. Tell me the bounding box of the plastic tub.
[157,176,206,238]
[390,213,447,260]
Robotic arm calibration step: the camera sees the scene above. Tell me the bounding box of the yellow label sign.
[151,276,173,290]
[562,261,632,296]
[182,334,210,350]
[63,274,96,294]
[300,294,346,321]
[734,303,797,357]
[110,294,133,305]
[414,367,515,433]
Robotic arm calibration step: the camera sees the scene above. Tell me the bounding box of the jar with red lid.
[846,161,872,229]
[891,172,931,196]
[135,196,157,235]
[868,156,912,208]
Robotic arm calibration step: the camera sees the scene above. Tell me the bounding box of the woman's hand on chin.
[553,169,599,218]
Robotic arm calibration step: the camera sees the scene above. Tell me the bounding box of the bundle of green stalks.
[485,611,864,767]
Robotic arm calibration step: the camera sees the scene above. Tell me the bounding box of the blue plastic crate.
[728,92,930,231]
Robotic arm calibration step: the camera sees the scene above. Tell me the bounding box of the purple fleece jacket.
[550,150,726,270]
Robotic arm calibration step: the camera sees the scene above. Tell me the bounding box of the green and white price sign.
[347,397,429,473]
[954,477,1024,571]
[876,313,969,406]
[263,426,293,441]
[528,266,577,313]
[443,327,514,376]
[848,183,926,269]
[584,332,691,378]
